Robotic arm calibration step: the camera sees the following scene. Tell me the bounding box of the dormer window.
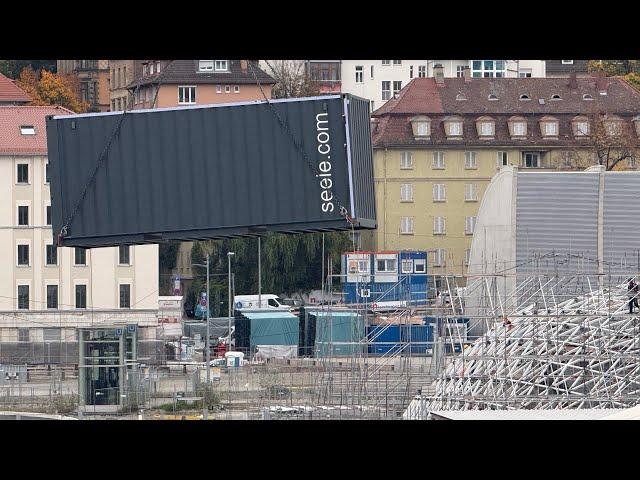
[488,94,498,101]
[583,94,593,100]
[551,94,561,100]
[634,115,640,137]
[508,116,527,138]
[444,116,464,139]
[20,125,35,135]
[476,116,495,139]
[456,93,467,101]
[519,94,531,101]
[199,60,214,72]
[572,116,590,137]
[410,116,431,139]
[540,116,559,138]
[604,116,624,136]
[214,60,229,72]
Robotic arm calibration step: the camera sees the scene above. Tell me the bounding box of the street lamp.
[192,254,211,420]
[227,252,235,351]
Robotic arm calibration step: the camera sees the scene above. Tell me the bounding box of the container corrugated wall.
[47,95,376,247]
[603,173,640,270]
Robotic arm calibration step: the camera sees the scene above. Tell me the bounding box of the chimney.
[463,65,472,83]
[240,60,248,73]
[568,71,577,90]
[594,71,609,95]
[434,64,445,86]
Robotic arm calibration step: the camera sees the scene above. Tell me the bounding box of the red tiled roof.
[0,106,74,155]
[0,73,31,104]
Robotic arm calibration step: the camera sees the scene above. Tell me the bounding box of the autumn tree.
[266,60,320,99]
[16,67,88,113]
[0,60,56,78]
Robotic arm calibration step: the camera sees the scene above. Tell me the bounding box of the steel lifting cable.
[57,60,175,243]
[247,60,355,227]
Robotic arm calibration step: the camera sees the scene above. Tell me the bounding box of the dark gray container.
[47,94,376,247]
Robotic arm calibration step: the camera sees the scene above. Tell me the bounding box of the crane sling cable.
[57,60,175,243]
[247,60,355,227]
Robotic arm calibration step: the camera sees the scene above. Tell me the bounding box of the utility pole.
[228,252,235,351]
[204,252,210,421]
[258,237,262,308]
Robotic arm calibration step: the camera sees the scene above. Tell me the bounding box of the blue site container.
[367,324,433,355]
[367,325,401,355]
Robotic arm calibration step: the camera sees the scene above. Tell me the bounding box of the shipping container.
[367,324,433,355]
[234,311,299,356]
[46,94,376,248]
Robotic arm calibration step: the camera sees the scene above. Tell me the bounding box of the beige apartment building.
[370,67,640,287]
[57,60,110,112]
[109,60,143,111]
[0,105,160,363]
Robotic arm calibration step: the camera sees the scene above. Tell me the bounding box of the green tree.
[0,60,56,78]
[266,60,320,99]
[588,60,640,76]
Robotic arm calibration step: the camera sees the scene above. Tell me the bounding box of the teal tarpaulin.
[312,311,365,357]
[242,312,299,347]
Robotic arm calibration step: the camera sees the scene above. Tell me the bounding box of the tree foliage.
[16,67,88,113]
[0,60,56,78]
[588,60,640,76]
[187,232,353,314]
[267,60,320,99]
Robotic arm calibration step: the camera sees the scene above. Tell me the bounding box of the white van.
[233,294,292,312]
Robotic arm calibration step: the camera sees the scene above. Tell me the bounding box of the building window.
[551,94,562,100]
[409,66,414,79]
[18,205,29,226]
[543,121,558,136]
[308,62,340,81]
[45,162,50,183]
[216,85,222,93]
[447,121,463,137]
[418,65,426,78]
[17,244,29,266]
[583,94,593,101]
[465,183,478,201]
[519,68,532,78]
[401,259,414,273]
[393,60,402,65]
[370,101,375,112]
[471,60,506,78]
[478,121,495,137]
[43,328,61,342]
[17,164,29,184]
[433,184,446,202]
[434,249,446,267]
[46,244,57,266]
[562,60,574,65]
[76,284,87,309]
[119,245,130,265]
[225,85,231,93]
[155,62,160,73]
[382,60,391,66]
[46,206,52,226]
[199,60,214,72]
[19,125,35,135]
[414,259,426,273]
[355,66,363,83]
[510,120,527,137]
[465,249,471,266]
[456,65,465,77]
[433,216,446,235]
[393,81,402,96]
[178,86,196,104]
[523,152,541,168]
[376,258,398,272]
[432,151,445,169]
[46,285,58,309]
[234,86,240,93]
[573,120,590,137]
[214,60,229,71]
[400,183,413,202]
[416,123,428,136]
[497,151,508,166]
[120,284,131,309]
[18,327,30,341]
[519,94,530,101]
[605,120,623,137]
[370,65,374,79]
[411,116,431,138]
[465,216,477,235]
[464,151,477,169]
[18,286,29,310]
[75,247,86,266]
[381,81,391,101]
[400,217,414,235]
[400,151,413,169]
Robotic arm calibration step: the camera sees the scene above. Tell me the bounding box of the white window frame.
[45,282,59,310]
[393,80,402,95]
[433,216,446,235]
[518,68,532,78]
[433,184,446,202]
[16,201,30,227]
[523,152,541,168]
[178,86,196,105]
[465,183,478,202]
[416,122,429,136]
[464,151,477,169]
[465,216,477,235]
[16,241,31,267]
[216,85,222,94]
[400,183,413,202]
[381,60,391,66]
[393,60,402,65]
[497,151,508,166]
[575,121,590,137]
[471,60,506,78]
[400,217,414,235]
[433,249,446,267]
[199,60,214,72]
[414,259,426,273]
[118,245,131,266]
[400,151,413,169]
[376,258,398,272]
[118,281,133,309]
[355,66,364,83]
[225,85,231,94]
[448,121,463,137]
[234,85,240,94]
[17,283,31,310]
[16,161,30,185]
[418,65,426,78]
[214,60,229,72]
[544,121,558,136]
[432,151,445,169]
[20,125,35,135]
[456,65,465,77]
[479,122,494,136]
[74,247,88,267]
[74,281,88,309]
[381,81,391,101]
[401,259,414,273]
[562,60,574,65]
[512,122,527,136]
